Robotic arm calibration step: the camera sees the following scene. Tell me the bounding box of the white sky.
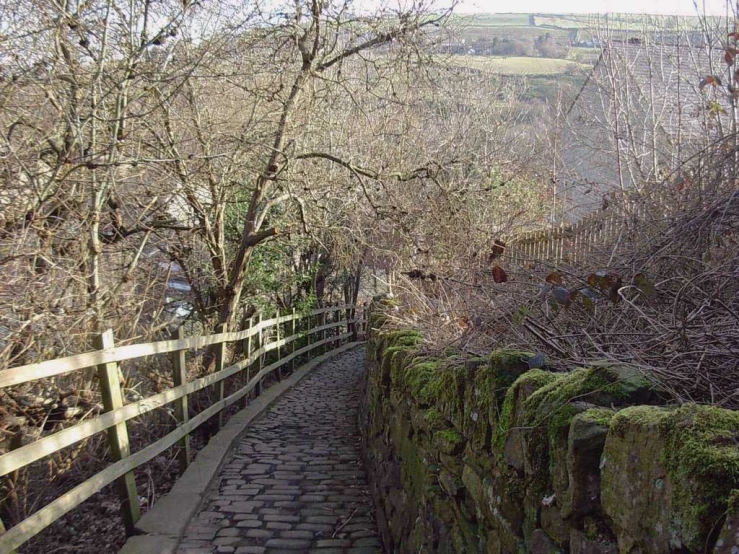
[454,0,729,15]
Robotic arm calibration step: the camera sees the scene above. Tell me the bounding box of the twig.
[332,507,359,538]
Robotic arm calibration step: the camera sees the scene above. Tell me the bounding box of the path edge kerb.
[119,341,365,554]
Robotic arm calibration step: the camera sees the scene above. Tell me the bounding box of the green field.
[455,12,716,32]
[535,13,720,31]
[442,11,712,104]
[444,55,587,76]
[567,47,601,64]
[453,13,530,27]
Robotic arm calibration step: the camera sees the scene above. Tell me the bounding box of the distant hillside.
[450,12,721,47]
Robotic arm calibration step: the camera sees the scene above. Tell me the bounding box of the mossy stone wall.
[359,324,739,553]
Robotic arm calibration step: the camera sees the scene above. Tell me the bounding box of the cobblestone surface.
[177,347,383,554]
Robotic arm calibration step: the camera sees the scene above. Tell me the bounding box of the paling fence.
[504,205,650,266]
[0,304,364,552]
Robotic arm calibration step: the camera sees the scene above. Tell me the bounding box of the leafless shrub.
[390,137,739,409]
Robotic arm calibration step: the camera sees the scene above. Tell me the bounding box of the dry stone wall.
[359,314,739,553]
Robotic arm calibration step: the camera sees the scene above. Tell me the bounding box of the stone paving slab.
[176,348,383,554]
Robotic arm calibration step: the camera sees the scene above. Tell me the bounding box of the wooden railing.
[0,304,364,553]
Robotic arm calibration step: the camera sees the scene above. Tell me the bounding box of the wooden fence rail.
[0,304,363,553]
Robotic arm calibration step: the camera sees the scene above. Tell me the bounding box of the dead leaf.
[492,265,508,283]
[727,48,739,65]
[489,239,506,260]
[699,75,722,90]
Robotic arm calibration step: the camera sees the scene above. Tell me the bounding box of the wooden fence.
[0,304,363,553]
[506,210,624,265]
[502,200,666,267]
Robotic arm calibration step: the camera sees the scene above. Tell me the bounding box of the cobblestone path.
[177,347,383,554]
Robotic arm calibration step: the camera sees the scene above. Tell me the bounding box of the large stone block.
[462,351,534,452]
[435,364,468,431]
[498,369,561,470]
[602,405,739,553]
[461,463,526,553]
[560,409,613,521]
[462,359,494,451]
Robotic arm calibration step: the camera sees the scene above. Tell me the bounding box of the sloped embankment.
[359,313,739,553]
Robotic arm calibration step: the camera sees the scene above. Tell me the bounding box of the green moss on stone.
[433,429,466,455]
[610,404,669,433]
[462,363,498,450]
[490,349,535,371]
[489,350,535,394]
[515,365,657,502]
[605,404,739,551]
[386,345,410,355]
[493,369,562,455]
[405,360,441,404]
[547,403,581,447]
[525,365,655,424]
[424,407,447,430]
[398,432,430,501]
[380,329,423,347]
[429,364,467,427]
[579,408,616,427]
[521,365,661,452]
[665,405,739,543]
[389,348,416,386]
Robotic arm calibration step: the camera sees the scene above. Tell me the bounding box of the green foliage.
[293,290,318,316]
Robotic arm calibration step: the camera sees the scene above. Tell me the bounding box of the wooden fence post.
[348,304,356,342]
[215,324,227,430]
[171,327,190,474]
[291,309,297,373]
[242,317,253,409]
[275,309,282,381]
[340,307,344,345]
[326,309,333,351]
[329,309,335,350]
[558,223,565,263]
[95,329,140,535]
[255,313,263,397]
[307,312,312,352]
[337,307,344,347]
[319,309,326,354]
[332,308,338,349]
